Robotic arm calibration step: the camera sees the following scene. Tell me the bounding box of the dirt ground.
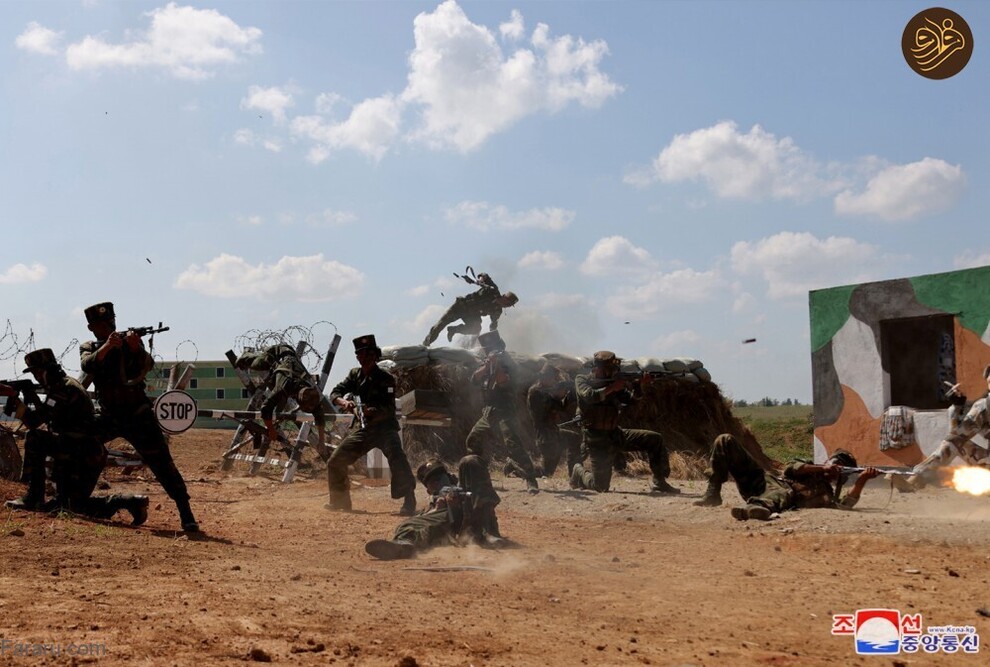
[2,429,989,666]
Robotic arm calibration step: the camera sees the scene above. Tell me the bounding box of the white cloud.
[64,3,262,80]
[731,231,882,298]
[954,251,990,270]
[834,158,965,221]
[402,0,621,152]
[0,262,48,284]
[305,209,358,227]
[236,214,263,226]
[406,304,446,334]
[499,10,525,41]
[652,329,701,355]
[406,285,431,297]
[15,22,63,55]
[580,236,657,276]
[518,250,564,270]
[315,92,345,115]
[241,85,294,124]
[445,201,574,232]
[629,121,840,200]
[233,128,255,145]
[732,292,757,314]
[291,94,402,161]
[607,268,722,317]
[174,253,363,301]
[261,139,282,152]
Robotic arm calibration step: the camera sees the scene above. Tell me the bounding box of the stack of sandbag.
[637,357,712,383]
[539,352,589,374]
[428,346,483,366]
[380,344,430,369]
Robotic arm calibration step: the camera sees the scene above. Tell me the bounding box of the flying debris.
[742,338,757,344]
[624,321,630,325]
[146,258,152,264]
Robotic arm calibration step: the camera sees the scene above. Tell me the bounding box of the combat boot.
[325,489,352,512]
[570,464,586,490]
[5,494,45,511]
[125,495,150,526]
[650,478,681,495]
[730,504,772,521]
[693,483,723,506]
[365,539,415,561]
[399,490,417,516]
[177,501,200,533]
[525,477,540,494]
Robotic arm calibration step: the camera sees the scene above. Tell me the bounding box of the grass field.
[732,404,814,462]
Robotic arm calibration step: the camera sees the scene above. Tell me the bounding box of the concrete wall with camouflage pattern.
[810,266,990,465]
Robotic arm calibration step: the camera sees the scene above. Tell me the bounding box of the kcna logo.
[832,609,979,655]
[902,7,974,79]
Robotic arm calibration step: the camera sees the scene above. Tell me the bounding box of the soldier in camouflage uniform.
[326,335,416,514]
[2,348,148,524]
[467,331,540,493]
[234,343,326,448]
[693,433,879,520]
[80,302,198,532]
[894,365,990,491]
[422,272,518,346]
[527,363,580,477]
[365,455,504,560]
[570,351,680,494]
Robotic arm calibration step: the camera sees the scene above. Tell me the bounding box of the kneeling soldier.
[2,349,148,524]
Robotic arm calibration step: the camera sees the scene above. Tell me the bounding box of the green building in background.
[147,360,249,429]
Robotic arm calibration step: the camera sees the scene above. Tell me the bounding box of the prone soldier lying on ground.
[422,271,518,347]
[364,456,505,560]
[2,348,148,524]
[694,433,879,520]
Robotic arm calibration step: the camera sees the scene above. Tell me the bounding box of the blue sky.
[1,0,987,402]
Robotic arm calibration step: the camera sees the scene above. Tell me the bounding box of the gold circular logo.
[902,8,974,79]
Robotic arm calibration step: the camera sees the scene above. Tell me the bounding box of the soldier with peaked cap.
[693,433,880,520]
[422,272,518,347]
[570,350,681,495]
[364,455,505,560]
[326,334,416,513]
[466,331,540,493]
[1,348,148,524]
[79,301,198,532]
[234,343,326,450]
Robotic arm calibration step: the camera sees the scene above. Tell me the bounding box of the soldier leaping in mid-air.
[422,268,517,347]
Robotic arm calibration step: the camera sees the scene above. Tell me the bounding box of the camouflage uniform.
[467,346,538,486]
[235,344,325,424]
[379,455,502,555]
[912,396,990,475]
[80,303,195,529]
[526,378,580,476]
[423,280,508,346]
[570,369,675,493]
[700,434,860,513]
[327,365,415,509]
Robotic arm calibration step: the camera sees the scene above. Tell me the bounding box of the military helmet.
[296,387,322,413]
[478,330,506,352]
[416,460,449,486]
[23,348,59,373]
[593,350,621,368]
[84,301,115,324]
[828,448,857,468]
[501,291,518,306]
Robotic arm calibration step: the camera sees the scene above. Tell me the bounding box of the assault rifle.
[1,379,46,420]
[838,466,914,477]
[117,323,170,337]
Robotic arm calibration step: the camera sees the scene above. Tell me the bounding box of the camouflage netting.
[382,345,770,472]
